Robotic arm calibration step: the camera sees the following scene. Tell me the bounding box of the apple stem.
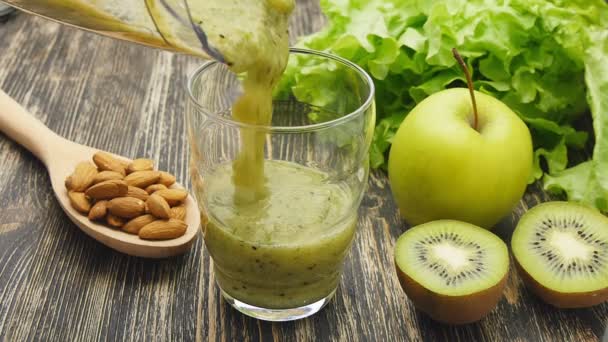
[452,48,478,131]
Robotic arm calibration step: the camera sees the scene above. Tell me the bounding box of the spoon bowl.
[0,89,200,258]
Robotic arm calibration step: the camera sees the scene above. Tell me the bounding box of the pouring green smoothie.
[8,0,374,319]
[195,0,359,307]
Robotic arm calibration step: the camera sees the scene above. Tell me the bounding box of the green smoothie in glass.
[185,0,375,320]
[187,46,375,320]
[204,161,357,309]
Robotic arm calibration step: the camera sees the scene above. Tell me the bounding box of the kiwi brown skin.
[514,258,608,308]
[395,259,508,325]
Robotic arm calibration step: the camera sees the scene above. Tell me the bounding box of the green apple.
[388,87,533,228]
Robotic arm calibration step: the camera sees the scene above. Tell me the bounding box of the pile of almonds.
[65,152,188,240]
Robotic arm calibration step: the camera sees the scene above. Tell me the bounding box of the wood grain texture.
[0,1,606,341]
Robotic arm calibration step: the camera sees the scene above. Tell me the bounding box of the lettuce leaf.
[585,29,608,197]
[280,0,608,211]
[544,162,608,212]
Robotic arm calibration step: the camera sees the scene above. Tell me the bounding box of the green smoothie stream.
[188,0,358,308]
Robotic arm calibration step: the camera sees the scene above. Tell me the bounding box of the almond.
[106,214,125,228]
[68,191,91,213]
[124,171,160,188]
[146,194,171,219]
[92,171,124,184]
[123,214,156,234]
[158,171,176,187]
[145,183,167,194]
[126,186,149,201]
[154,188,188,206]
[86,179,128,200]
[88,200,108,221]
[118,159,130,169]
[107,197,145,219]
[139,219,187,240]
[93,151,126,176]
[65,162,98,191]
[127,158,154,173]
[169,205,187,221]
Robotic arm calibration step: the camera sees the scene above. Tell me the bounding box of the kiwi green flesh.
[394,220,509,297]
[512,202,608,294]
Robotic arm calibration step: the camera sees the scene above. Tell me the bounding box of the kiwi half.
[394,220,509,324]
[512,201,608,308]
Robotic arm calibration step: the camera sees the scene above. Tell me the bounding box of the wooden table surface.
[0,1,606,341]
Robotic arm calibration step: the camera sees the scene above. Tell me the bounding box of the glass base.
[220,289,336,321]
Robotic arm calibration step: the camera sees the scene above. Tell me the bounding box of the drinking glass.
[186,48,375,321]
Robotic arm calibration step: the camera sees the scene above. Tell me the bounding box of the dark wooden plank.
[0,1,606,341]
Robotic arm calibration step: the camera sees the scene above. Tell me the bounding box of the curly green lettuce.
[281,0,608,211]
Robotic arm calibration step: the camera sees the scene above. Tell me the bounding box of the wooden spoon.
[0,89,200,258]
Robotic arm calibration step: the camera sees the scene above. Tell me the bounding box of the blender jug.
[0,0,224,62]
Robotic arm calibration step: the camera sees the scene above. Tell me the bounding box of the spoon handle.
[0,89,65,165]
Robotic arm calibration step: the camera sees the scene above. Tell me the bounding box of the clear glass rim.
[186,48,375,133]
